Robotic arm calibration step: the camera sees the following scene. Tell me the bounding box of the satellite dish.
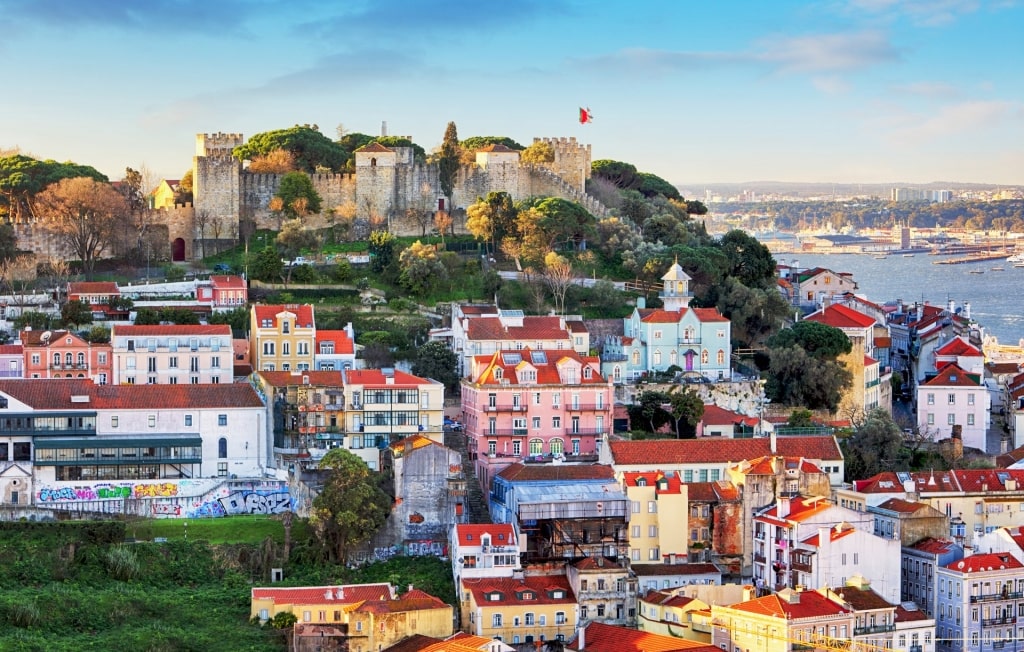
[40,331,52,343]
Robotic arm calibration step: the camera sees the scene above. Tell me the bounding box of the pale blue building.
[601,261,731,384]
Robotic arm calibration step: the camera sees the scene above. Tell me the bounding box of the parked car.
[444,417,463,431]
[212,263,231,272]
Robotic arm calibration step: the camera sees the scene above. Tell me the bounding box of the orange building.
[21,329,113,384]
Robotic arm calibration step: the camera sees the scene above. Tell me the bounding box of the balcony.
[49,363,89,370]
[678,337,701,345]
[563,428,604,437]
[565,403,601,411]
[853,624,895,636]
[484,404,527,412]
[970,592,1023,603]
[791,560,813,573]
[754,531,765,540]
[753,553,767,564]
[982,616,1016,627]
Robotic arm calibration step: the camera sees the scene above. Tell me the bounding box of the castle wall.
[537,136,591,193]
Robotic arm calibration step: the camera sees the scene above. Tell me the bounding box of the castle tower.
[192,133,243,261]
[354,142,399,222]
[660,259,692,311]
[538,137,592,194]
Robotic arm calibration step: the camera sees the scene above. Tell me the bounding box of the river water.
[776,252,1024,346]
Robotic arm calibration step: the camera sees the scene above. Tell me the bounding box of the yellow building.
[250,304,316,372]
[711,587,855,652]
[461,574,577,646]
[622,471,688,563]
[638,589,711,641]
[251,583,453,652]
[149,179,181,209]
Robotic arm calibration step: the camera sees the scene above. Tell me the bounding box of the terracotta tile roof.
[0,344,23,355]
[251,583,393,605]
[801,525,856,546]
[853,471,958,493]
[210,275,247,289]
[908,537,960,555]
[936,337,982,357]
[577,621,716,652]
[876,498,930,514]
[740,456,824,476]
[864,355,877,366]
[923,363,981,387]
[729,589,852,619]
[382,634,444,652]
[20,329,87,347]
[622,471,683,494]
[68,281,119,295]
[454,523,516,547]
[465,316,570,342]
[988,362,1023,375]
[315,330,354,354]
[496,462,615,482]
[945,552,1023,573]
[470,348,607,385]
[252,304,315,328]
[692,307,729,322]
[565,319,588,333]
[462,575,575,606]
[875,336,892,348]
[953,469,1024,492]
[701,404,758,427]
[639,309,684,324]
[758,496,834,524]
[356,141,393,153]
[683,481,719,502]
[805,303,876,329]
[894,604,931,622]
[457,305,498,317]
[0,379,264,410]
[344,369,433,387]
[354,588,449,615]
[631,563,720,576]
[574,556,623,570]
[389,434,441,453]
[996,445,1024,468]
[112,324,231,337]
[833,585,894,611]
[258,370,343,387]
[609,436,842,466]
[712,480,741,501]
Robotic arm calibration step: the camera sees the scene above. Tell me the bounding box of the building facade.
[250,304,316,372]
[110,324,232,385]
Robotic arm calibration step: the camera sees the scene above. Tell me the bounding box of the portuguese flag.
[579,107,594,124]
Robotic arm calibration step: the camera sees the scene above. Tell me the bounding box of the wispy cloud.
[570,30,899,79]
[0,0,271,34]
[888,100,1023,143]
[812,76,853,94]
[889,81,961,98]
[845,0,988,26]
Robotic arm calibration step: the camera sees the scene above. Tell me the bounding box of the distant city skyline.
[1,0,1021,188]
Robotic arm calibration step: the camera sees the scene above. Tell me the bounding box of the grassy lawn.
[125,515,309,545]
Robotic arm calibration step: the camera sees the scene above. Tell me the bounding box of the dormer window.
[494,368,503,380]
[548,590,565,599]
[636,477,647,486]
[583,367,592,380]
[487,592,502,601]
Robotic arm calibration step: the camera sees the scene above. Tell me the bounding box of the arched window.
[717,349,725,364]
[77,352,85,365]
[218,437,228,458]
[701,350,709,364]
[529,438,544,455]
[613,366,621,381]
[65,353,73,366]
[370,157,377,167]
[632,350,640,365]
[669,350,677,365]
[53,353,60,366]
[549,438,564,456]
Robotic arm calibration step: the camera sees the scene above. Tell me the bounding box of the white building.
[790,524,902,606]
[916,363,991,452]
[894,602,937,652]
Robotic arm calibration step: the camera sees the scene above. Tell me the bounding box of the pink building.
[461,348,612,491]
[21,329,113,384]
[197,275,248,310]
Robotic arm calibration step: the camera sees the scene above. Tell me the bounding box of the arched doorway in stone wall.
[172,238,186,262]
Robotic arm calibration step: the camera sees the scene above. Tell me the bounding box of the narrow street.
[444,427,492,524]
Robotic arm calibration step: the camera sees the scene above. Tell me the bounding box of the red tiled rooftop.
[355,141,393,153]
[701,404,758,427]
[68,281,119,295]
[210,275,247,289]
[470,348,606,385]
[609,436,841,466]
[805,303,876,329]
[315,330,354,354]
[622,471,683,494]
[876,497,932,514]
[461,575,575,606]
[344,369,433,386]
[945,553,1023,573]
[454,523,516,547]
[936,337,983,357]
[496,462,615,482]
[258,370,343,387]
[909,537,960,555]
[576,621,716,652]
[922,363,981,387]
[465,315,570,342]
[0,344,23,355]
[729,589,852,619]
[252,304,315,328]
[0,379,263,410]
[895,604,931,623]
[630,563,720,576]
[112,324,231,337]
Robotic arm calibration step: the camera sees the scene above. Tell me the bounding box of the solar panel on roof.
[499,310,524,318]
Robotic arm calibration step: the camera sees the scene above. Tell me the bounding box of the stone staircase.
[444,428,492,524]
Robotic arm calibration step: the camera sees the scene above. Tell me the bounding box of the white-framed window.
[927,413,935,425]
[185,414,193,427]
[967,414,975,425]
[948,393,956,405]
[648,500,657,513]
[927,393,935,405]
[532,417,541,429]
[111,416,118,428]
[948,414,956,425]
[649,547,660,560]
[968,393,975,405]
[631,525,640,538]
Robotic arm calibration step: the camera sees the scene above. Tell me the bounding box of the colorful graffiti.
[184,491,292,519]
[38,482,178,503]
[406,540,446,557]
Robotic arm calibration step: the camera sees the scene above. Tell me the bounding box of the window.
[185,415,193,427]
[512,440,521,456]
[529,439,543,455]
[148,415,156,428]
[648,501,657,513]
[169,356,178,368]
[524,613,534,626]
[632,549,640,561]
[218,462,228,477]
[532,417,541,430]
[631,501,640,514]
[555,611,566,625]
[263,342,275,355]
[948,393,956,405]
[927,413,935,425]
[218,438,227,458]
[632,525,641,538]
[927,393,935,405]
[297,342,308,356]
[649,525,658,537]
[282,320,289,334]
[211,356,220,368]
[218,414,227,426]
[968,393,975,405]
[948,414,956,425]
[492,614,502,628]
[552,416,561,429]
[111,416,118,428]
[649,547,659,560]
[968,414,975,425]
[282,342,290,356]
[31,354,39,365]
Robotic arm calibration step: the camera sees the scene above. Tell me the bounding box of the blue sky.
[1,0,1021,188]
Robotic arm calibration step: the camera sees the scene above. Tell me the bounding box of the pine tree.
[437,121,460,223]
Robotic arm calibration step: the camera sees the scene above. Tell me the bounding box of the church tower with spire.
[660,258,692,311]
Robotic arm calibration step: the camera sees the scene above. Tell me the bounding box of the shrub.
[105,545,142,581]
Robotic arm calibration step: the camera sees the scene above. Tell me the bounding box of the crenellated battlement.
[196,132,244,157]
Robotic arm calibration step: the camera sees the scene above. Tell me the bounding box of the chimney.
[964,302,972,320]
[770,429,777,454]
[818,526,830,560]
[407,584,414,594]
[778,496,791,518]
[578,623,586,650]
